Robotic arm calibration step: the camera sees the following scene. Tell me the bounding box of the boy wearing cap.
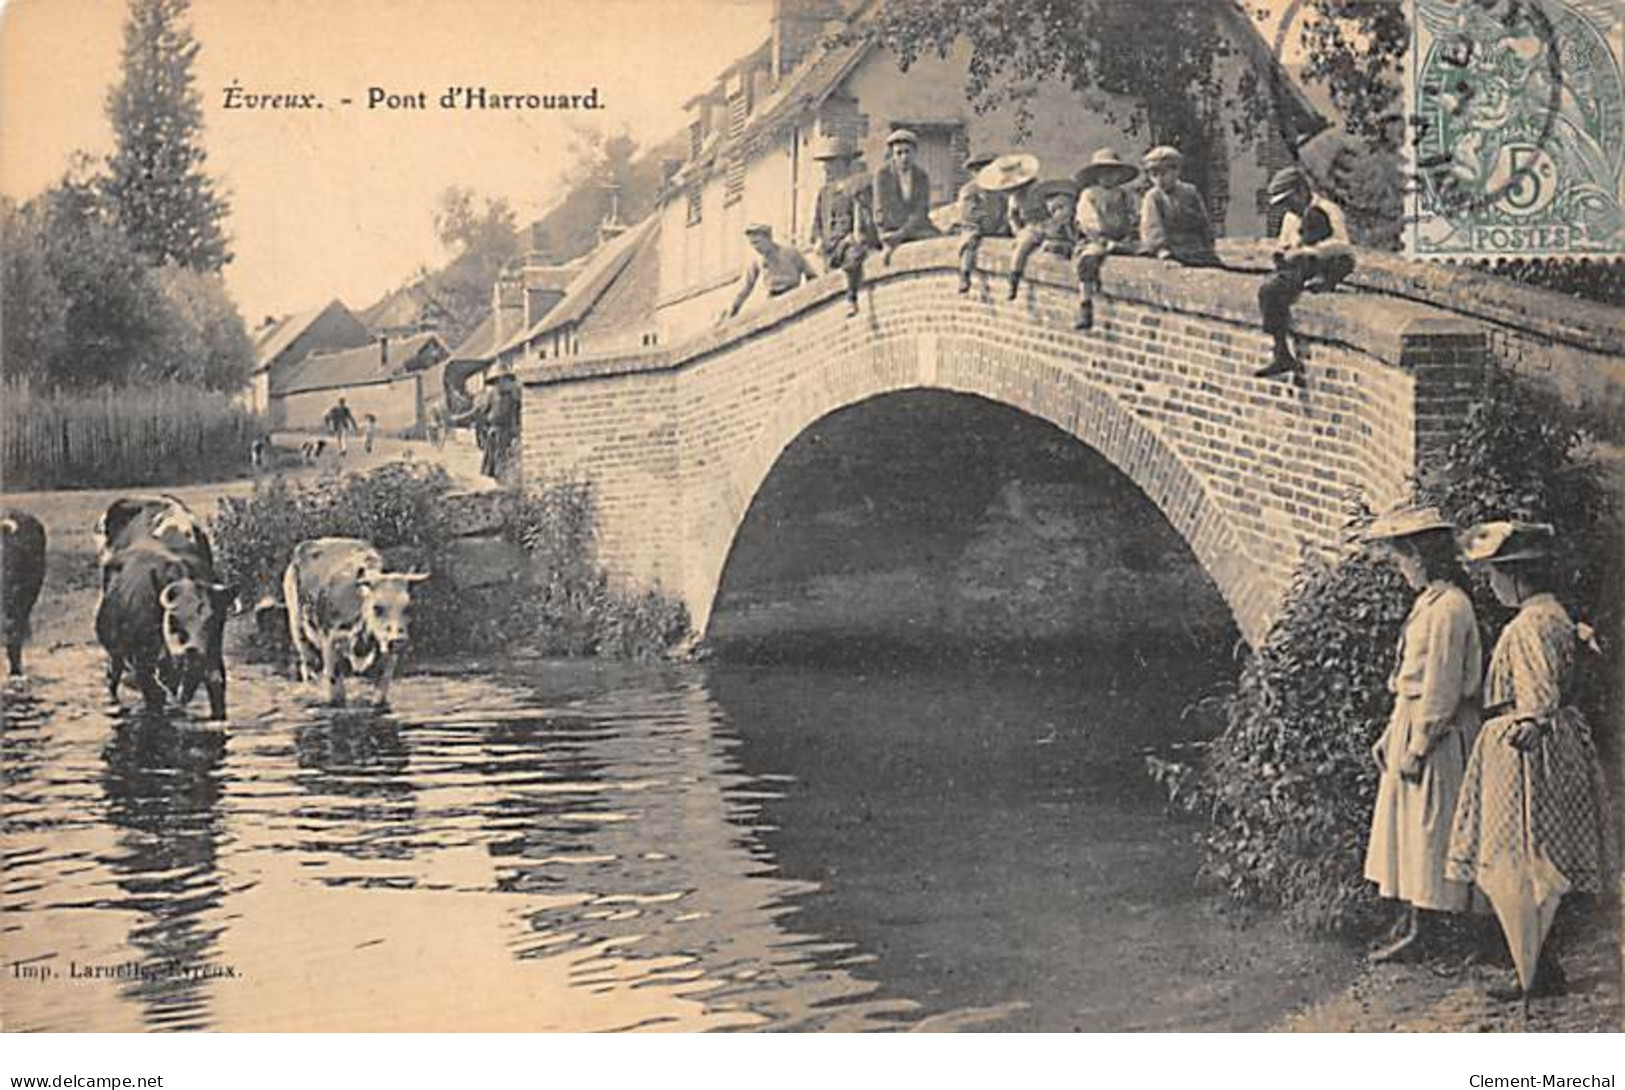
[953,151,1010,294]
[1006,179,1078,301]
[1255,166,1356,379]
[811,137,875,317]
[872,129,939,264]
[1139,146,1219,268]
[723,223,816,321]
[1072,149,1141,330]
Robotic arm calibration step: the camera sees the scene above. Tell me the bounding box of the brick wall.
[520,236,1490,646]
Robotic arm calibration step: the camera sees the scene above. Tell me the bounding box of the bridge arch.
[689,332,1258,644]
[519,237,1491,650]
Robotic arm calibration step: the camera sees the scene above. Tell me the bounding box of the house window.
[686,183,703,226]
[724,156,745,206]
[689,119,704,160]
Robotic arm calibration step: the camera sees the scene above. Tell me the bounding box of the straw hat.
[1364,503,1454,542]
[1143,145,1183,169]
[1075,148,1140,188]
[1460,520,1556,564]
[488,359,516,381]
[975,153,1041,193]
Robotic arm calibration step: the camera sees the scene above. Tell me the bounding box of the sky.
[0,0,772,324]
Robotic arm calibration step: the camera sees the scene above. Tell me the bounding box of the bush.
[1,379,259,490]
[214,467,689,662]
[1154,367,1617,933]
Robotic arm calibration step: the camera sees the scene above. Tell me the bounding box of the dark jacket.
[872,163,939,244]
[812,174,876,254]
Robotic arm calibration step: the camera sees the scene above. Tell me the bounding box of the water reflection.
[2,643,1347,1032]
[99,719,228,1031]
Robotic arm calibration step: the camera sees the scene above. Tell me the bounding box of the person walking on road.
[324,398,358,456]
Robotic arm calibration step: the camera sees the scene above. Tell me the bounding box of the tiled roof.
[449,312,500,363]
[496,218,658,356]
[274,332,448,396]
[253,303,326,373]
[674,0,1324,187]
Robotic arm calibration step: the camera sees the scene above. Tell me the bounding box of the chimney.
[527,222,550,260]
[772,0,841,81]
[493,266,526,343]
[660,157,683,187]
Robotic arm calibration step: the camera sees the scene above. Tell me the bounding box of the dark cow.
[1,510,47,676]
[284,538,428,708]
[96,539,232,719]
[94,495,212,591]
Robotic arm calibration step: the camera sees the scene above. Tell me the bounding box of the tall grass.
[1,380,261,491]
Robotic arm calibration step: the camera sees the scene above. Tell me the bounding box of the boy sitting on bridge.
[1255,166,1355,379]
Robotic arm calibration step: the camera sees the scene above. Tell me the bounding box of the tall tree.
[103,0,231,271]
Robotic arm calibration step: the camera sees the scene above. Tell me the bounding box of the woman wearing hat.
[1362,504,1485,962]
[1446,522,1611,1001]
[1072,149,1141,331]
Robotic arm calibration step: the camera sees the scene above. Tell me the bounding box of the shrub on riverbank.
[1152,368,1618,933]
[212,465,688,660]
[1,380,259,490]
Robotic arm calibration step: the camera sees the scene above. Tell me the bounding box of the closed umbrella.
[1478,750,1570,996]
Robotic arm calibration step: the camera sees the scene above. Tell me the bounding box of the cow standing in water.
[283,538,428,708]
[95,495,231,718]
[1,510,47,676]
[94,495,213,592]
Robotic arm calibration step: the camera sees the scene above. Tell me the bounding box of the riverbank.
[1280,909,1622,1031]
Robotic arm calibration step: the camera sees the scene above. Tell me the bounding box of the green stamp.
[1408,0,1625,258]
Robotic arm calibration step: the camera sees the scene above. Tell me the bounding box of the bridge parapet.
[518,237,1503,646]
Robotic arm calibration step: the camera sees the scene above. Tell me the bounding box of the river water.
[2,642,1350,1032]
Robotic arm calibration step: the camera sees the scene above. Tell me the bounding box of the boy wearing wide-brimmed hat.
[1006,177,1079,300]
[723,222,816,321]
[1255,165,1356,379]
[871,128,939,264]
[1072,148,1141,331]
[810,134,875,317]
[1139,146,1219,268]
[953,150,1011,294]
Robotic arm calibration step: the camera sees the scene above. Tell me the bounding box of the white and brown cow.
[283,538,429,708]
[95,494,212,592]
[96,539,233,718]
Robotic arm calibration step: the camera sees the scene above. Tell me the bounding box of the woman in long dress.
[1447,521,1612,1001]
[1363,505,1484,962]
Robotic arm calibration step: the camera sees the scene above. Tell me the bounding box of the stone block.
[445,534,528,590]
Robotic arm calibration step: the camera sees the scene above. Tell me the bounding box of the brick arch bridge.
[517,237,1560,646]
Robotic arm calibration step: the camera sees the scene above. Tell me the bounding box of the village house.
[249,299,373,417]
[269,331,450,434]
[641,0,1324,344]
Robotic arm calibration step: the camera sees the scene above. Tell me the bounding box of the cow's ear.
[402,572,431,583]
[159,582,181,610]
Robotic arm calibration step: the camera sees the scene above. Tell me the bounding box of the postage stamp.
[1406,0,1625,259]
